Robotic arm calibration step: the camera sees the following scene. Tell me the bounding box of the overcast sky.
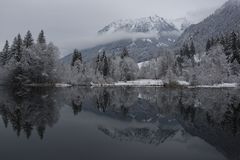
[0,0,227,56]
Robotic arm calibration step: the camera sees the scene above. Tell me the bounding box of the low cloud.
[57,32,159,57]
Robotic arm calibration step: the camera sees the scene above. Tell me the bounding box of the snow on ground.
[55,83,72,87]
[91,79,238,88]
[191,83,238,88]
[138,61,150,69]
[178,81,190,86]
[156,42,168,47]
[114,79,164,86]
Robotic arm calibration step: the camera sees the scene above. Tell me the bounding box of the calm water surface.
[0,87,239,160]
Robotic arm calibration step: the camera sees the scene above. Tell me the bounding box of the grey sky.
[0,0,227,56]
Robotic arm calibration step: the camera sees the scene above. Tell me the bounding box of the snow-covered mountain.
[63,15,191,63]
[176,0,240,52]
[168,17,191,32]
[98,15,180,34]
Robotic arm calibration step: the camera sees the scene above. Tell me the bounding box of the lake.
[0,87,239,160]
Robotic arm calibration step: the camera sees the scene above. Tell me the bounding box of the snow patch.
[138,61,150,69]
[55,83,72,87]
[177,81,190,86]
[156,42,168,47]
[114,79,164,86]
[142,38,153,43]
[191,83,238,88]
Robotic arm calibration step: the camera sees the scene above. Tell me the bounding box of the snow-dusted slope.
[98,15,179,35]
[63,15,191,63]
[168,18,192,32]
[176,0,240,52]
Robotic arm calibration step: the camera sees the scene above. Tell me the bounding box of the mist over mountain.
[63,15,190,63]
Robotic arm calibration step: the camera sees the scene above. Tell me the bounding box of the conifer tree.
[102,54,109,77]
[230,31,240,63]
[190,41,196,58]
[121,47,129,59]
[1,40,10,65]
[71,49,82,67]
[23,30,34,48]
[11,34,23,62]
[206,39,211,51]
[220,35,226,46]
[183,43,190,58]
[211,37,215,46]
[37,30,46,44]
[237,38,240,49]
[95,54,100,74]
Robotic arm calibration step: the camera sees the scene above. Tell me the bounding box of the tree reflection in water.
[0,87,240,159]
[0,87,60,139]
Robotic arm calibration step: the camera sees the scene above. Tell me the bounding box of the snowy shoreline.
[22,80,239,89]
[90,79,239,88]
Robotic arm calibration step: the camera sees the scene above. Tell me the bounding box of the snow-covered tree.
[1,31,60,85]
[191,45,231,85]
[119,56,139,81]
[11,34,23,62]
[23,31,34,48]
[37,30,46,44]
[71,49,82,67]
[0,40,10,65]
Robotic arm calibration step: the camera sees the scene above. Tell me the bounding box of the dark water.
[0,87,240,160]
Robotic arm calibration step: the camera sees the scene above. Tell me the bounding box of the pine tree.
[1,40,10,65]
[11,34,23,62]
[121,47,129,59]
[206,39,211,51]
[183,43,190,58]
[220,35,226,46]
[103,55,109,77]
[23,30,34,48]
[37,30,46,44]
[231,31,237,51]
[100,51,109,77]
[71,49,82,67]
[190,41,196,58]
[95,54,100,74]
[211,37,215,46]
[237,38,240,49]
[230,31,240,63]
[101,51,106,62]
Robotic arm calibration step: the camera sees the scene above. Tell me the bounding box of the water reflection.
[0,87,240,160]
[0,87,60,139]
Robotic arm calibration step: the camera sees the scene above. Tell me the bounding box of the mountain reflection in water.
[0,87,239,160]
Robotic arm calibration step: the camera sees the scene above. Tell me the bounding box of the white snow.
[91,79,238,88]
[191,83,238,88]
[177,80,190,86]
[142,38,153,43]
[98,15,179,35]
[138,61,150,69]
[194,54,201,63]
[156,42,168,47]
[114,79,164,86]
[55,83,72,87]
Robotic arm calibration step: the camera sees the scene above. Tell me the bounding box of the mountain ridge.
[63,15,190,63]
